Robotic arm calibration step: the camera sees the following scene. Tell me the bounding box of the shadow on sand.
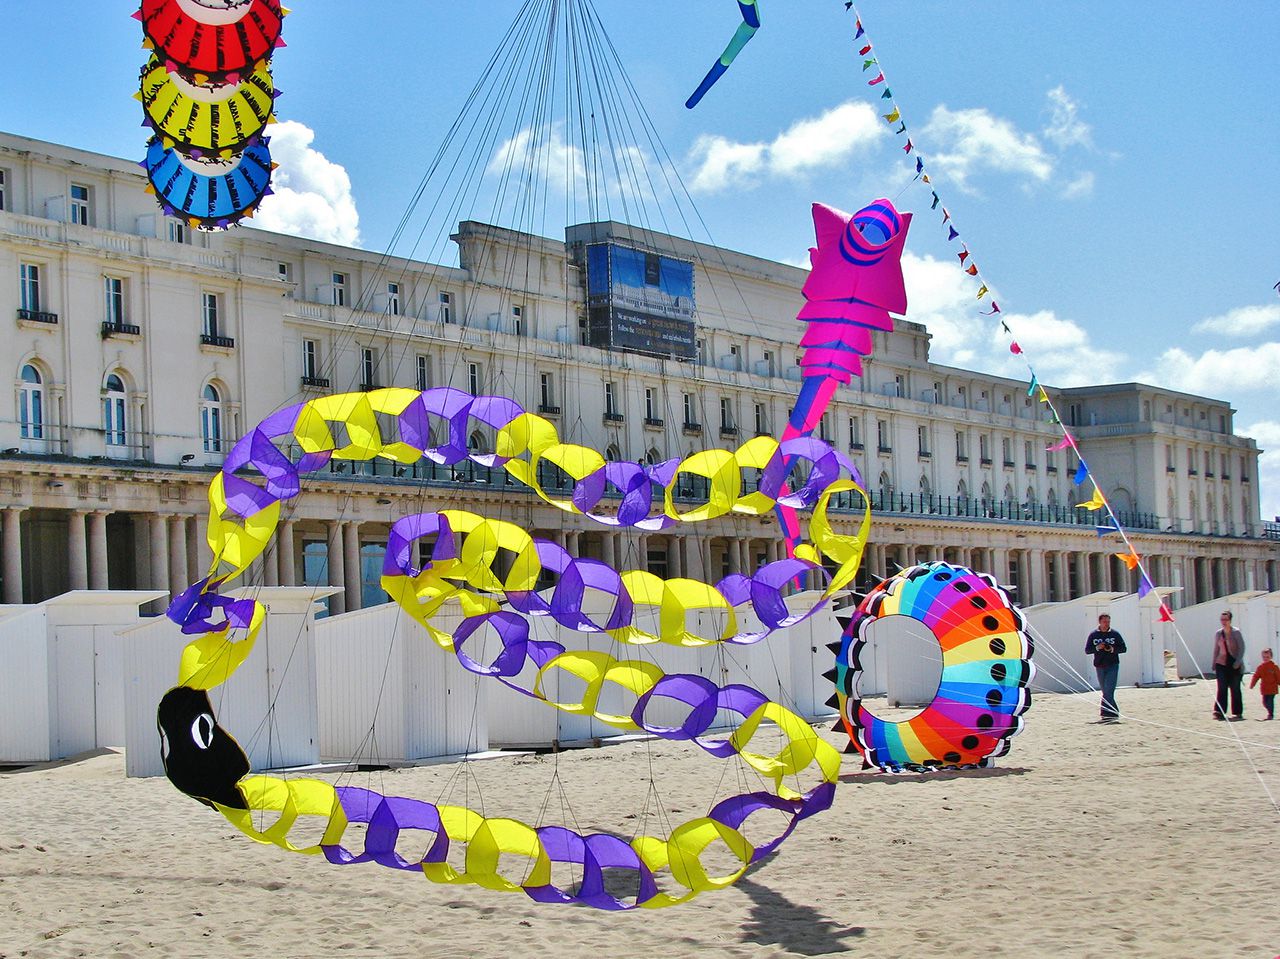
[733,860,866,956]
[838,765,1030,785]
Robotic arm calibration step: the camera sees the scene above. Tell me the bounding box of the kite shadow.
[733,861,866,956]
[838,765,1030,785]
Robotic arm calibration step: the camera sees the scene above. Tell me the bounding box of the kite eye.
[191,713,216,750]
[159,728,170,762]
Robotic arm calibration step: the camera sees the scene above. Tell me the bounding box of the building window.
[540,372,555,409]
[104,276,125,324]
[439,291,454,324]
[1024,439,1035,468]
[70,184,91,225]
[917,425,930,455]
[1204,450,1212,476]
[468,362,481,395]
[1220,452,1229,478]
[755,403,767,436]
[979,434,991,462]
[278,262,292,282]
[955,430,967,460]
[386,282,401,315]
[1187,448,1196,474]
[933,381,943,404]
[201,292,221,337]
[720,397,734,430]
[683,393,695,426]
[102,373,127,448]
[302,339,319,380]
[644,387,657,420]
[0,169,6,211]
[605,382,618,417]
[848,417,861,447]
[819,413,832,442]
[331,272,347,307]
[167,220,189,245]
[20,263,41,313]
[19,364,44,440]
[200,384,224,453]
[1240,456,1249,482]
[893,374,905,398]
[763,350,775,376]
[729,344,741,371]
[877,419,889,452]
[360,348,377,389]
[1001,437,1013,465]
[512,304,525,336]
[416,355,430,391]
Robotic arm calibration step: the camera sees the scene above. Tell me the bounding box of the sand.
[2,681,1278,959]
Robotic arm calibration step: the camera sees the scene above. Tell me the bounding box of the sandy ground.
[2,681,1278,959]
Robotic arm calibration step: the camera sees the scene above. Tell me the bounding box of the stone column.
[187,513,208,583]
[1054,551,1070,602]
[343,520,362,612]
[277,520,297,586]
[67,509,89,591]
[168,515,188,597]
[2,508,25,604]
[1073,552,1090,599]
[149,514,170,595]
[738,537,751,574]
[992,548,1011,589]
[326,520,346,616]
[1025,550,1045,606]
[87,511,109,590]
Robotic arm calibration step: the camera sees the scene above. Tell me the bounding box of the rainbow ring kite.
[831,562,1034,771]
[160,386,871,909]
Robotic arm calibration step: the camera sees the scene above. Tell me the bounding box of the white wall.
[0,605,52,761]
[1170,591,1277,678]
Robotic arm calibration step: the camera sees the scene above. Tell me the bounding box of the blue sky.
[2,1,1278,516]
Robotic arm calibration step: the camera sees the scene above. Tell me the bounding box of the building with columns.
[1,131,1276,612]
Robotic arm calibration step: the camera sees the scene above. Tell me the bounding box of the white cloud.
[901,252,1122,386]
[1191,304,1280,338]
[1062,171,1095,199]
[686,100,886,193]
[1043,85,1093,150]
[919,105,1054,193]
[1136,342,1280,396]
[488,123,656,205]
[1239,421,1280,521]
[488,122,584,186]
[253,121,360,246]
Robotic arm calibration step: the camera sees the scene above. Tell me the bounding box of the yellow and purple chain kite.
[160,386,870,909]
[686,1,761,108]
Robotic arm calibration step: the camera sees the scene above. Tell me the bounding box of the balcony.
[17,308,58,325]
[720,425,740,439]
[1025,463,1037,471]
[199,333,235,349]
[878,445,892,454]
[644,417,664,429]
[918,450,932,459]
[604,412,625,424]
[980,457,993,466]
[101,321,141,338]
[358,382,379,393]
[682,421,703,436]
[955,454,968,463]
[1002,459,1016,469]
[851,442,864,451]
[1166,465,1176,472]
[538,404,561,416]
[1047,465,1058,474]
[301,375,331,389]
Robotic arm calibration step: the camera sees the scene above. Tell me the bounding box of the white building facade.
[1,132,1276,612]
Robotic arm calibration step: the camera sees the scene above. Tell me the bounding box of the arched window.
[1206,491,1216,533]
[102,373,127,450]
[1025,485,1037,507]
[1047,488,1059,509]
[644,447,661,466]
[19,364,44,440]
[200,384,223,453]
[467,430,486,453]
[1003,482,1015,504]
[605,443,621,462]
[957,479,968,500]
[919,475,931,498]
[980,481,992,503]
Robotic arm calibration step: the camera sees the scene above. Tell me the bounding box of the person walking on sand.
[1211,611,1246,721]
[1249,648,1278,721]
[1085,613,1126,723]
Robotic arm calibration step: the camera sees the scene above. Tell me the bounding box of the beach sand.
[2,681,1277,959]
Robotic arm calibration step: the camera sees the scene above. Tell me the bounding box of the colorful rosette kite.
[160,386,870,909]
[132,0,286,229]
[830,562,1035,772]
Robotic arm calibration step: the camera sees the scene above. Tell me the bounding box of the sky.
[1,1,1278,518]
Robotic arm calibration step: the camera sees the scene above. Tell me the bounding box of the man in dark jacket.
[1085,613,1127,722]
[1211,611,1246,721]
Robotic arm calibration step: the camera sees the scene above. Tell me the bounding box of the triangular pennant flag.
[1001,321,1012,333]
[869,72,886,85]
[1027,374,1040,397]
[965,264,979,276]
[894,121,906,133]
[947,226,959,241]
[932,192,941,210]
[903,139,914,153]
[1047,437,1071,452]
[942,208,952,223]
[922,173,931,182]
[1009,339,1022,354]
[1116,551,1140,571]
[958,247,969,264]
[882,88,894,100]
[1096,524,1120,537]
[915,157,924,175]
[1073,460,1089,484]
[863,58,878,71]
[1138,574,1154,598]
[977,285,990,299]
[883,109,901,123]
[982,301,1001,315]
[859,44,872,56]
[1080,488,1106,511]
[856,19,865,39]
[1158,604,1174,623]
[1037,386,1050,403]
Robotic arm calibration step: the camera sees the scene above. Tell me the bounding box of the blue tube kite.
[686,1,761,109]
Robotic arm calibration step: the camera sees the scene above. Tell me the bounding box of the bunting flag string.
[844,1,1179,623]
